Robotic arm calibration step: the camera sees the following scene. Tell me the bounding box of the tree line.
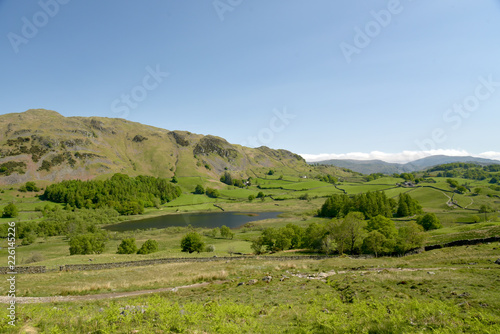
[43,173,182,215]
[251,212,439,256]
[318,192,422,219]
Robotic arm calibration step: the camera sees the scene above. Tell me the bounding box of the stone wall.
[425,236,500,251]
[0,266,46,275]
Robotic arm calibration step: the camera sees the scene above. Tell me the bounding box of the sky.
[1,0,500,163]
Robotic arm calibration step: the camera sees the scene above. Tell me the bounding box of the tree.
[416,213,442,231]
[248,194,255,202]
[69,233,107,255]
[479,205,491,221]
[256,192,265,198]
[194,184,205,194]
[205,188,220,198]
[21,231,37,246]
[137,239,159,254]
[473,188,482,196]
[362,231,386,257]
[171,176,178,183]
[395,222,425,254]
[181,232,205,253]
[220,225,234,239]
[210,227,220,238]
[366,215,396,239]
[25,181,40,192]
[220,171,233,185]
[342,212,367,254]
[471,215,481,223]
[396,193,422,217]
[117,238,138,254]
[2,203,18,218]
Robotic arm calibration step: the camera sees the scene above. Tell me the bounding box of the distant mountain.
[0,109,320,185]
[312,155,500,175]
[312,159,412,175]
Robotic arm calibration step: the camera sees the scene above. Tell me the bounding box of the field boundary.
[2,237,499,275]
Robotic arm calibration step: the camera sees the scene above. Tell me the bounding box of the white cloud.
[300,150,500,164]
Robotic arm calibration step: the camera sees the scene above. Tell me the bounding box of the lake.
[103,211,282,231]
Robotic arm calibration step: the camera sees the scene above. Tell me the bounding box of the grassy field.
[1,173,500,332]
[1,243,499,333]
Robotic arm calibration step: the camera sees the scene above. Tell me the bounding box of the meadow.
[0,171,499,332]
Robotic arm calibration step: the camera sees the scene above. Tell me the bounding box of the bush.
[416,213,442,231]
[2,203,19,218]
[205,244,215,252]
[69,233,107,255]
[181,232,205,253]
[24,252,45,264]
[220,225,234,239]
[194,184,205,194]
[21,232,37,245]
[117,238,138,254]
[206,188,220,198]
[137,239,159,255]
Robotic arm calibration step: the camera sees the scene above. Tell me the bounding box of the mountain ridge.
[311,155,500,175]
[0,109,319,185]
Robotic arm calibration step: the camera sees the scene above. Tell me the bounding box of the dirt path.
[0,282,215,304]
[0,267,460,304]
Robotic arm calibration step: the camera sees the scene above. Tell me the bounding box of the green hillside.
[0,109,343,185]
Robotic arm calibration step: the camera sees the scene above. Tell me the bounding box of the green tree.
[205,188,220,198]
[21,231,37,246]
[210,227,220,238]
[343,212,367,254]
[366,215,397,239]
[395,222,425,254]
[2,203,18,218]
[220,171,233,185]
[180,232,205,253]
[248,194,255,202]
[220,225,234,239]
[479,205,491,221]
[137,239,159,254]
[69,233,107,255]
[117,238,138,254]
[362,231,386,257]
[194,184,205,194]
[416,213,442,231]
[256,191,265,198]
[25,181,40,192]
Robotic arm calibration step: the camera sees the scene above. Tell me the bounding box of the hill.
[313,155,500,175]
[0,109,323,185]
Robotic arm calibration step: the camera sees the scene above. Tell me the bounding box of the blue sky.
[1,0,499,162]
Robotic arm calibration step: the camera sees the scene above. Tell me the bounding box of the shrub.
[416,213,442,231]
[2,203,19,218]
[194,184,205,194]
[137,239,159,255]
[69,233,107,255]
[117,238,138,254]
[206,188,220,198]
[181,232,205,253]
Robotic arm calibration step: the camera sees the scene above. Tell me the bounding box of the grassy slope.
[1,244,499,333]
